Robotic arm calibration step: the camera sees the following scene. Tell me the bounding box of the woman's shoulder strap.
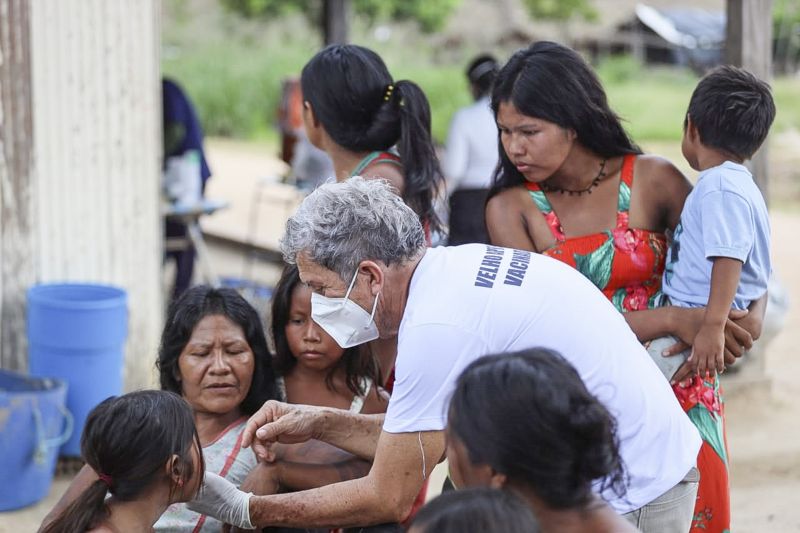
[620,154,636,188]
[616,154,637,217]
[351,151,402,178]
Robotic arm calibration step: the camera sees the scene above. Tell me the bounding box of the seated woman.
[155,285,281,530]
[446,348,638,533]
[408,488,538,533]
[42,287,372,532]
[42,390,203,532]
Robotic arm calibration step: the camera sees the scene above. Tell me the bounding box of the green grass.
[598,56,800,143]
[162,7,800,147]
[772,77,800,134]
[598,57,697,142]
[392,64,472,144]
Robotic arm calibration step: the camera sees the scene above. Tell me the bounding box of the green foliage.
[162,24,318,140]
[355,0,461,32]
[772,77,800,134]
[521,0,597,22]
[221,0,460,33]
[597,56,800,143]
[391,63,472,143]
[774,0,800,28]
[598,58,697,142]
[164,0,800,147]
[221,0,313,18]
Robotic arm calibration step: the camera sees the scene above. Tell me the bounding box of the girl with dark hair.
[300,44,444,241]
[484,42,765,533]
[446,348,636,533]
[271,264,388,413]
[408,488,538,533]
[42,390,203,533]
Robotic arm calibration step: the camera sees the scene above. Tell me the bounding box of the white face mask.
[310,268,380,349]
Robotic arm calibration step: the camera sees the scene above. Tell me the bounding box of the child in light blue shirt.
[661,65,775,379]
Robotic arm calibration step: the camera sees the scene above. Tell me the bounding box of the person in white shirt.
[188,178,701,533]
[443,55,500,245]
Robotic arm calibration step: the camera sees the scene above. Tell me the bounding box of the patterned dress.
[526,154,730,533]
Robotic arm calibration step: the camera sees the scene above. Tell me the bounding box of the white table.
[164,199,229,287]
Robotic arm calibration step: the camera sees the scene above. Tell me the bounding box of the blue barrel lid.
[27,283,127,310]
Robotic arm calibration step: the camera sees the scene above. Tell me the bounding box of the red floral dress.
[527,154,730,533]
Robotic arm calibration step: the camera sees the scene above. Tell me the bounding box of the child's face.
[286,283,346,371]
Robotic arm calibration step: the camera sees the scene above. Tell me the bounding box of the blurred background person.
[277,78,334,191]
[162,77,213,300]
[443,54,500,245]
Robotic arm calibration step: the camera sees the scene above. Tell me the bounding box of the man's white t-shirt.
[384,244,701,513]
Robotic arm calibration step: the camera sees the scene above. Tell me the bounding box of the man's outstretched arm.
[195,428,444,528]
[241,400,385,462]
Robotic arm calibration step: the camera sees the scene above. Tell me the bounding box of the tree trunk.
[726,0,773,202]
[323,0,350,45]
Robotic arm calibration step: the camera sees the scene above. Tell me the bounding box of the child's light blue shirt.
[663,161,771,310]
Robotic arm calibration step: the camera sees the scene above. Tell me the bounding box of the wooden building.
[0,0,162,389]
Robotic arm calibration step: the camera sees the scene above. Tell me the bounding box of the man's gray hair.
[280,177,426,280]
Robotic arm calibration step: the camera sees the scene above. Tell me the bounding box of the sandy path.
[726,209,800,531]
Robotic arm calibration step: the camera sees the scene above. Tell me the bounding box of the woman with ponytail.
[446,348,636,533]
[300,44,445,242]
[41,390,203,533]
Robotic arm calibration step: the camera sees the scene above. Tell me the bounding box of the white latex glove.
[187,472,254,529]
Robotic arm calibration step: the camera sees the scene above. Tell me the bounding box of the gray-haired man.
[190,177,701,532]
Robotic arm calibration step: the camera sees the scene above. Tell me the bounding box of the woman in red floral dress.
[485,42,764,533]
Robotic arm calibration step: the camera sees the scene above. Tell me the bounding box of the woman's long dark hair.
[271,264,380,397]
[157,286,282,412]
[301,44,444,233]
[448,348,628,510]
[489,41,641,198]
[42,391,203,533]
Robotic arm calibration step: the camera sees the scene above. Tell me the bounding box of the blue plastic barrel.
[0,370,72,510]
[27,283,127,456]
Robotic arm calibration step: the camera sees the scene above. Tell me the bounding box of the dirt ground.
[2,136,799,532]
